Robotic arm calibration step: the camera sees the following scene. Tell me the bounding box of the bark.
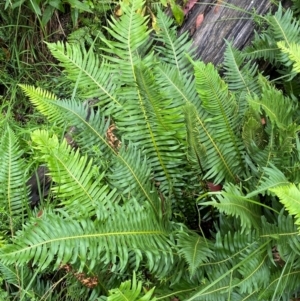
[179,0,292,66]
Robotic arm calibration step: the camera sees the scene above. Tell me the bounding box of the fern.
[2,1,300,300]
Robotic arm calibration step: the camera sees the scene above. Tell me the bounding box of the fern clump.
[1,1,300,300]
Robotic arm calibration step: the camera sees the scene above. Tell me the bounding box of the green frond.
[260,212,300,261]
[277,41,300,73]
[31,129,119,219]
[223,41,259,97]
[21,85,164,216]
[108,272,156,301]
[120,63,186,196]
[252,76,295,131]
[247,165,289,198]
[46,41,119,113]
[245,31,278,62]
[259,213,300,299]
[155,63,198,107]
[176,231,214,277]
[101,0,152,84]
[154,8,194,72]
[192,61,246,183]
[271,183,300,231]
[0,204,173,274]
[108,143,163,219]
[203,183,262,231]
[0,125,29,220]
[19,84,63,121]
[184,103,206,174]
[246,4,300,71]
[265,4,300,50]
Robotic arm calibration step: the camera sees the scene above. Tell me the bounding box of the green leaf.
[108,272,156,301]
[271,184,300,231]
[170,2,184,25]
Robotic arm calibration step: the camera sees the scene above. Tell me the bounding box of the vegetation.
[1,0,300,300]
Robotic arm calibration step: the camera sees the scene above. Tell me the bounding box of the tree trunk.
[179,0,292,66]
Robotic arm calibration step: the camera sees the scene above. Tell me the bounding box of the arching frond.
[46,41,119,115]
[0,204,173,274]
[31,129,119,219]
[223,41,259,97]
[203,183,262,231]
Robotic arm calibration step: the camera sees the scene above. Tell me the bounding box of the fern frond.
[270,183,300,231]
[45,41,120,115]
[184,103,206,175]
[0,126,29,222]
[265,4,300,50]
[154,8,194,72]
[0,204,173,274]
[203,184,262,231]
[129,64,186,196]
[21,85,163,216]
[31,129,118,219]
[277,41,300,73]
[176,231,214,277]
[108,272,156,301]
[246,165,289,199]
[251,76,295,131]
[192,61,245,183]
[245,31,278,62]
[223,41,259,97]
[246,4,300,71]
[101,0,151,85]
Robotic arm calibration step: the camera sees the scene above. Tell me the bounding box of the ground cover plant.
[1,1,300,300]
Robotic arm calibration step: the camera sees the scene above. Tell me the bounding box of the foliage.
[1,0,300,300]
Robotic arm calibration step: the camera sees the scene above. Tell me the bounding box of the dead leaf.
[183,0,197,15]
[195,13,204,29]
